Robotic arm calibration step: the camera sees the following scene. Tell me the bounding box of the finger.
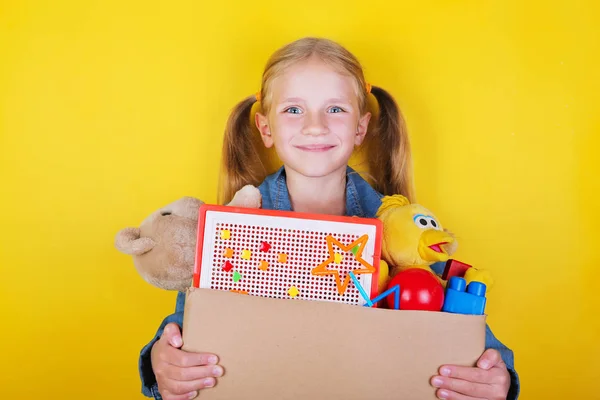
[477,349,503,370]
[161,323,183,348]
[435,388,484,400]
[162,345,219,368]
[438,365,493,384]
[431,376,491,399]
[159,389,199,400]
[165,364,224,381]
[162,377,217,396]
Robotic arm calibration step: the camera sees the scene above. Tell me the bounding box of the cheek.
[328,116,356,137]
[272,115,303,139]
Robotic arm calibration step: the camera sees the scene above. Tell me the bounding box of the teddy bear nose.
[161,211,172,216]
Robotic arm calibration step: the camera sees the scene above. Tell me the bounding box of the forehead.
[271,59,358,101]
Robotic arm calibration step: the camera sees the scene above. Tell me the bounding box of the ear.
[228,185,262,208]
[115,227,156,256]
[255,111,273,148]
[355,111,371,146]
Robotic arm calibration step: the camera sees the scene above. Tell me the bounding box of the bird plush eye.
[413,214,429,228]
[427,217,441,230]
[413,214,441,230]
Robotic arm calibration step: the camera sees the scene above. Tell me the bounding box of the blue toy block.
[442,277,487,315]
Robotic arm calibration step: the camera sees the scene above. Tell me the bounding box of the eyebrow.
[280,97,304,104]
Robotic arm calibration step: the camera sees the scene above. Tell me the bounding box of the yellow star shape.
[311,234,374,295]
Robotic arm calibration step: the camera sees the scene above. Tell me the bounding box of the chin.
[288,162,346,178]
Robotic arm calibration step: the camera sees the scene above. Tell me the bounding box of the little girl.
[139,37,520,400]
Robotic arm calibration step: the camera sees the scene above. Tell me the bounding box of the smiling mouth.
[295,144,336,152]
[429,243,448,253]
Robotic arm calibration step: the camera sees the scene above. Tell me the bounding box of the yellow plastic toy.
[464,267,495,290]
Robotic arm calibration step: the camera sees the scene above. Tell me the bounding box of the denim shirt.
[139,166,520,399]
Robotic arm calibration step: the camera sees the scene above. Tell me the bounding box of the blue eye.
[328,106,344,113]
[285,107,302,114]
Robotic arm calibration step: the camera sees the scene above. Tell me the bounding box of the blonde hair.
[217,37,415,205]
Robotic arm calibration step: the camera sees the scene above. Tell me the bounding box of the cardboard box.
[182,288,486,400]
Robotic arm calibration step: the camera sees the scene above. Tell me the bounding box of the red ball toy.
[386,269,445,311]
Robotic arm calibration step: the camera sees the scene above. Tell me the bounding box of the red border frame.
[193,204,383,302]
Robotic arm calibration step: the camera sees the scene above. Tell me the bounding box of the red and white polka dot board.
[193,204,383,307]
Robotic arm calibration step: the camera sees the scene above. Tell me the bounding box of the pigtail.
[217,95,267,205]
[366,85,416,203]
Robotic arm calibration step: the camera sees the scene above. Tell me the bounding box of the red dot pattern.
[209,223,372,305]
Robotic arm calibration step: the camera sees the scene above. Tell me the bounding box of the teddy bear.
[115,185,262,291]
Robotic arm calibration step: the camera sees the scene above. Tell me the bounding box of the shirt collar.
[270,166,367,217]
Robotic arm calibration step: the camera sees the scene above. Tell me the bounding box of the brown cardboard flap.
[182,288,486,400]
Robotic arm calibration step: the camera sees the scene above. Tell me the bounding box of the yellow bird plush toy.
[375,194,457,292]
[375,194,494,294]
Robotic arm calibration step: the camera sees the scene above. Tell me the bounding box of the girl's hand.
[151,323,224,400]
[430,349,510,400]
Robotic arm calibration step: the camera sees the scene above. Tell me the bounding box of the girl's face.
[255,58,371,179]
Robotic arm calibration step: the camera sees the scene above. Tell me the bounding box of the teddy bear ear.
[114,227,156,256]
[228,185,262,209]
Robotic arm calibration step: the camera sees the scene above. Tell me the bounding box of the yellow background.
[1,1,598,398]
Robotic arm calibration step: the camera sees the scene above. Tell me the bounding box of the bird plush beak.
[417,229,455,263]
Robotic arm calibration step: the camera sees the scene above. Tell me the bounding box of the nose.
[301,112,329,136]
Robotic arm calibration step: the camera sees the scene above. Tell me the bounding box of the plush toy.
[375,194,457,286]
[375,194,493,292]
[115,185,262,291]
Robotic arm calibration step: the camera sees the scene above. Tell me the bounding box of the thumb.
[161,323,183,348]
[477,349,502,370]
